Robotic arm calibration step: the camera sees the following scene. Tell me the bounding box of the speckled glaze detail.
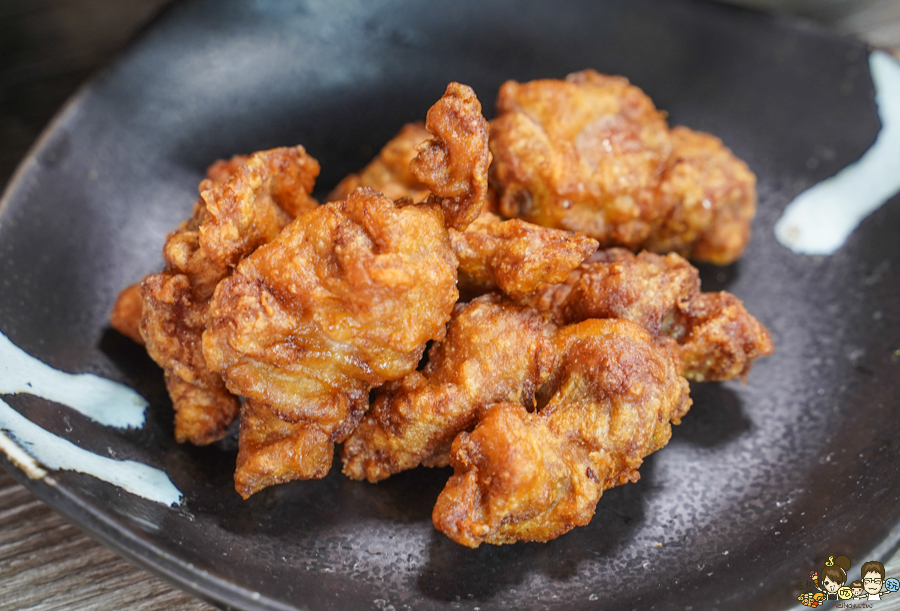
[0,331,181,505]
[0,331,147,428]
[1,1,898,609]
[0,398,182,506]
[775,51,900,255]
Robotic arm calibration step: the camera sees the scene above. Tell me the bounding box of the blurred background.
[1,0,899,193]
[719,0,900,50]
[0,0,898,609]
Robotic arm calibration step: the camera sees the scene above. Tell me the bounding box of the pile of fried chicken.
[111,72,772,548]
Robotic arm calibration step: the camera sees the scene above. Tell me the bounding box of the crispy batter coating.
[328,123,433,203]
[326,119,592,301]
[109,282,144,345]
[410,82,491,230]
[199,148,320,267]
[330,110,604,302]
[523,248,696,334]
[140,272,238,445]
[111,74,769,534]
[450,212,598,301]
[522,248,773,381]
[433,319,691,547]
[135,147,320,445]
[490,70,672,247]
[489,71,756,264]
[344,248,771,487]
[675,291,774,382]
[236,401,334,485]
[203,187,459,497]
[342,295,556,482]
[205,155,249,185]
[644,127,757,265]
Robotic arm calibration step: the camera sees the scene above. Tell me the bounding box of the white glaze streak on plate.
[0,398,182,506]
[0,330,182,506]
[0,430,48,479]
[775,50,900,255]
[0,332,147,428]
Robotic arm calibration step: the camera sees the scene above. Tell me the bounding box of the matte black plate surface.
[1,1,899,610]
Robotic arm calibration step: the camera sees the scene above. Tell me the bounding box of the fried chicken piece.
[643,127,757,265]
[450,212,598,301]
[199,148,320,266]
[328,123,433,203]
[521,248,773,381]
[163,373,239,445]
[489,71,757,264]
[410,82,491,230]
[140,272,238,445]
[328,122,595,300]
[675,291,774,382]
[342,295,556,482]
[344,248,769,486]
[203,82,491,498]
[236,401,335,486]
[133,147,320,445]
[110,282,144,345]
[203,187,459,497]
[523,248,696,333]
[329,102,592,300]
[490,70,672,247]
[205,155,249,185]
[433,318,691,547]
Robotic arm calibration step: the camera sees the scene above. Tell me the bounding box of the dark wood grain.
[0,469,216,611]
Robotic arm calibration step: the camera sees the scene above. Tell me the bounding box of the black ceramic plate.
[1,1,899,609]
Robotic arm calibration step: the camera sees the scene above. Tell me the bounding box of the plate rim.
[0,2,897,610]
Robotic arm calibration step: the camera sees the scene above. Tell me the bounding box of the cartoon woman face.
[822,577,840,593]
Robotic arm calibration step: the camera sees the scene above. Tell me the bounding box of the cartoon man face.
[864,572,884,595]
[822,577,840,593]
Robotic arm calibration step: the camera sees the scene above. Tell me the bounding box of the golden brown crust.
[676,292,774,382]
[450,212,598,301]
[205,155,249,185]
[165,374,240,446]
[199,147,320,268]
[341,295,556,482]
[110,75,771,529]
[327,123,434,203]
[342,245,768,485]
[234,401,334,498]
[128,147,320,445]
[410,82,491,230]
[109,282,144,345]
[523,248,700,335]
[433,319,691,547]
[522,248,773,381]
[203,187,459,496]
[644,127,757,265]
[490,70,672,247]
[139,271,241,445]
[158,200,229,299]
[326,117,584,301]
[489,72,757,264]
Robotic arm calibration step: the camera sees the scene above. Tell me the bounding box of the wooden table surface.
[0,1,899,610]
